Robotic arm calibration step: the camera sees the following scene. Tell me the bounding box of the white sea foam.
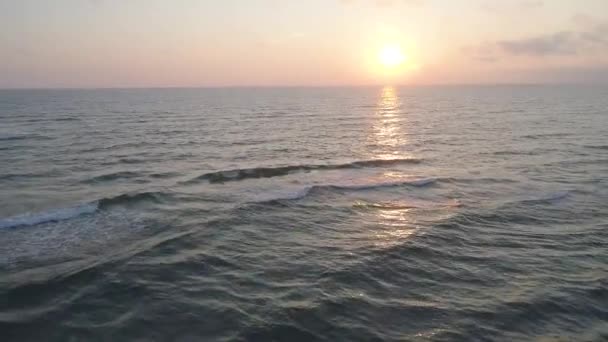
[251,186,313,202]
[331,177,437,190]
[406,178,437,187]
[281,186,313,200]
[0,203,98,229]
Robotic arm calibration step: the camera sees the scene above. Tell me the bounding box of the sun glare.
[379,45,406,68]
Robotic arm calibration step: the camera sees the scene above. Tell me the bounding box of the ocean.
[1,86,607,341]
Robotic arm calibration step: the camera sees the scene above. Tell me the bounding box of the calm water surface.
[1,86,607,341]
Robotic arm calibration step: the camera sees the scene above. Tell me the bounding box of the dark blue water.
[1,86,607,341]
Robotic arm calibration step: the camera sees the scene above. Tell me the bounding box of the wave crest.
[257,178,438,203]
[0,203,98,229]
[84,171,141,183]
[0,191,170,229]
[188,158,422,184]
[522,191,570,204]
[97,191,168,208]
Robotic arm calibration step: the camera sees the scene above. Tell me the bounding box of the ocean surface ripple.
[1,86,607,341]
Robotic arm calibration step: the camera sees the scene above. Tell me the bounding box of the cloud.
[498,31,579,56]
[499,28,608,56]
[464,19,608,60]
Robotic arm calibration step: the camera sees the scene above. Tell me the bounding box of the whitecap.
[0,203,98,229]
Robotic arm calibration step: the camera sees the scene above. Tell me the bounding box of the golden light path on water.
[367,86,418,247]
[365,86,461,248]
[370,86,408,160]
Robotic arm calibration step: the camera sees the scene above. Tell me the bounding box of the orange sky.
[2,0,608,88]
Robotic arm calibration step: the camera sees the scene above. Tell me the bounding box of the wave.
[323,177,436,191]
[584,144,608,150]
[115,158,146,165]
[0,191,169,229]
[257,178,438,203]
[492,150,537,156]
[354,198,461,210]
[0,133,51,141]
[97,191,169,208]
[521,132,571,139]
[253,187,315,202]
[355,202,417,210]
[0,173,29,181]
[53,117,80,122]
[0,203,98,229]
[149,172,180,179]
[0,170,62,181]
[0,175,433,228]
[83,171,179,183]
[84,171,141,183]
[522,191,570,204]
[188,158,422,183]
[0,135,29,141]
[428,190,575,231]
[442,176,519,185]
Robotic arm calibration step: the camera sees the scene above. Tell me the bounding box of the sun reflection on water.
[369,86,412,160]
[376,205,416,232]
[365,86,419,247]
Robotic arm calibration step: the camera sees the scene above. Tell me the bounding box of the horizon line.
[2,81,608,91]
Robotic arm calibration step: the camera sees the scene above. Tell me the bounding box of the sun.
[378,44,407,68]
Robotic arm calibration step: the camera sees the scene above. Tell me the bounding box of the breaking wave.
[0,192,169,229]
[83,171,141,183]
[187,158,422,183]
[0,203,98,229]
[256,178,438,203]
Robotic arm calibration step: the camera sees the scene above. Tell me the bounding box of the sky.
[1,0,608,88]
